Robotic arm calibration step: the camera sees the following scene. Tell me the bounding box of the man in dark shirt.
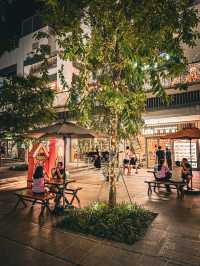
[165,147,172,170]
[156,146,165,165]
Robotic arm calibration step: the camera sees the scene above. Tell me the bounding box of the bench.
[144,180,186,199]
[27,179,82,209]
[14,189,55,214]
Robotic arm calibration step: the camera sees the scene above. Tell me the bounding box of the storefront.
[70,138,110,163]
[141,120,200,169]
[68,119,200,169]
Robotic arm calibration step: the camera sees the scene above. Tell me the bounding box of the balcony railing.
[24,54,57,70]
[146,90,200,111]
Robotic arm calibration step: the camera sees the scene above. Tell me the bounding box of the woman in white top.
[32,165,45,193]
[171,161,183,182]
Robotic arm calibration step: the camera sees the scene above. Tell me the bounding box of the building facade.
[1,5,200,167]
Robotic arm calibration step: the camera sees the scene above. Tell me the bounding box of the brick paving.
[0,167,200,266]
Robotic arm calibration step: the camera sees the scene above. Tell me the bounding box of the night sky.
[0,0,41,45]
[1,0,200,49]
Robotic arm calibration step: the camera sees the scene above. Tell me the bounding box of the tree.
[0,75,55,136]
[42,0,199,206]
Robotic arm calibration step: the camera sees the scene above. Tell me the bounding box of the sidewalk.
[0,168,200,265]
[0,162,92,191]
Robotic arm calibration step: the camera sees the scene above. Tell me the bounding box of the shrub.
[57,202,156,245]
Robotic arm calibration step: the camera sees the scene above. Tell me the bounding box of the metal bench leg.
[40,202,46,215]
[40,199,54,214]
[73,193,81,208]
[68,191,81,208]
[147,184,152,196]
[76,195,81,208]
[153,183,157,192]
[55,193,62,207]
[31,199,37,207]
[15,196,27,209]
[64,196,70,207]
[43,200,52,214]
[69,193,76,205]
[180,186,184,199]
[14,198,21,209]
[176,187,180,199]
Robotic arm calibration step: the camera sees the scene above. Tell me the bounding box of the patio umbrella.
[160,127,200,140]
[161,127,200,189]
[28,121,101,175]
[160,127,200,164]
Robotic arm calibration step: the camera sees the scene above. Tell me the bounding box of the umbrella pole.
[190,138,192,166]
[190,138,193,190]
[63,136,67,176]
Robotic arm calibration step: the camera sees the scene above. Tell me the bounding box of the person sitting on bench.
[52,162,70,180]
[32,165,46,194]
[155,159,171,192]
[181,158,192,190]
[171,161,183,182]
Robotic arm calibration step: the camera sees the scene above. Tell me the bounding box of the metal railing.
[146,90,200,111]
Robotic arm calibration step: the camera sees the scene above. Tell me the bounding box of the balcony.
[24,54,57,69]
[146,90,200,111]
[162,61,200,88]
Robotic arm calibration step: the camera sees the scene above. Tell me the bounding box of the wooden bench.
[27,179,82,209]
[14,189,55,214]
[144,180,186,199]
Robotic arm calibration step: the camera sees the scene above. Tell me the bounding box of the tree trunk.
[108,117,118,207]
[109,156,117,206]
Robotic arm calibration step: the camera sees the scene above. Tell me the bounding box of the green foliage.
[0,75,56,135]
[41,0,199,141]
[9,163,28,171]
[58,202,156,245]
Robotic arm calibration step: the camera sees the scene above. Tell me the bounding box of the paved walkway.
[0,168,200,266]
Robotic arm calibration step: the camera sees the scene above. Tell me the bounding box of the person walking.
[165,147,172,170]
[123,146,131,175]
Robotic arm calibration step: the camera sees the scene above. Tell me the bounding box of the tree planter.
[57,202,156,245]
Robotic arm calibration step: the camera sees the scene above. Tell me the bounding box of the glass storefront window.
[174,140,197,168]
